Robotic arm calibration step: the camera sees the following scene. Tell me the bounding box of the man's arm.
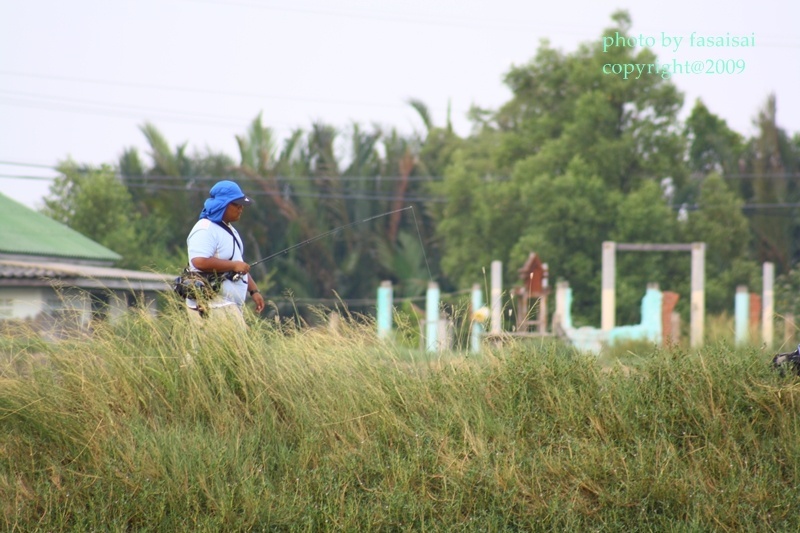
[246,276,265,313]
[191,256,249,274]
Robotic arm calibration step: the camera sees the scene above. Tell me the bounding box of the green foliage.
[41,161,168,269]
[430,143,521,290]
[495,10,686,192]
[683,174,760,314]
[2,312,799,530]
[32,9,800,326]
[775,268,800,317]
[510,157,621,325]
[741,94,800,272]
[685,99,744,175]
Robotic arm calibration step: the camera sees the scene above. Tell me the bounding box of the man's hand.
[251,291,265,313]
[231,260,250,274]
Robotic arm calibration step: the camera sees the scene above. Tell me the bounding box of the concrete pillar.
[554,281,574,333]
[735,285,749,346]
[690,242,705,348]
[601,241,616,331]
[490,261,502,335]
[470,284,483,354]
[425,282,440,352]
[762,262,774,347]
[377,280,393,339]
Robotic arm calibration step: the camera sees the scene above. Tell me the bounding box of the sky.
[1,0,798,209]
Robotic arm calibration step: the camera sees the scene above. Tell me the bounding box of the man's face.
[223,201,245,223]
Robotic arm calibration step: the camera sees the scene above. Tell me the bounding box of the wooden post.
[690,242,705,348]
[662,291,680,346]
[601,241,616,331]
[763,262,774,348]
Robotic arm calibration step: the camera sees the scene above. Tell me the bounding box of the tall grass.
[2,306,800,531]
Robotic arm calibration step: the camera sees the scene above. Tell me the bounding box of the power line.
[182,0,800,49]
[0,96,252,129]
[0,89,262,127]
[8,159,800,208]
[0,173,58,181]
[0,160,57,169]
[120,182,447,203]
[0,70,407,110]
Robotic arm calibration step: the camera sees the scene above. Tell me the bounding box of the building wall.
[0,286,159,329]
[0,287,46,319]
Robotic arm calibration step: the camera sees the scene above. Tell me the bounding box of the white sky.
[1,0,798,209]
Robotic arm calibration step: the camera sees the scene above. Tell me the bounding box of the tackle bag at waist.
[172,266,230,300]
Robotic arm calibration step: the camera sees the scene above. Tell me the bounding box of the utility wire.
[0,89,262,126]
[0,96,253,129]
[0,70,407,110]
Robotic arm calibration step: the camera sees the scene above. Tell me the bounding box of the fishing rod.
[230,206,418,281]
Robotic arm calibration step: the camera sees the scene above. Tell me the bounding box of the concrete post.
[763,262,774,347]
[425,282,440,352]
[601,241,616,331]
[554,281,571,333]
[690,242,706,348]
[761,263,775,348]
[490,261,502,335]
[470,284,484,354]
[377,280,393,340]
[735,285,749,346]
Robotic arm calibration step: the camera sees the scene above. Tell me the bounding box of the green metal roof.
[0,192,121,262]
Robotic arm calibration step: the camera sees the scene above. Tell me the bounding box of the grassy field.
[1,306,800,531]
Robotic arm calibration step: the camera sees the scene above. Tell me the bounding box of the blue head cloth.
[199,180,251,222]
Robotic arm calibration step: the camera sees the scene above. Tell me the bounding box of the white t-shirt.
[186,218,248,310]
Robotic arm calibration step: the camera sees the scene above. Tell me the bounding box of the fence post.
[763,262,774,348]
[470,284,484,354]
[601,241,616,331]
[377,280,393,340]
[425,282,440,352]
[490,261,502,336]
[735,285,749,346]
[690,242,706,348]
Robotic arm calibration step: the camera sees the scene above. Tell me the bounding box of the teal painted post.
[377,280,393,339]
[425,282,440,352]
[470,284,483,354]
[735,285,749,345]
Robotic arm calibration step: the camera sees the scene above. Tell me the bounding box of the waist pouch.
[172,267,228,301]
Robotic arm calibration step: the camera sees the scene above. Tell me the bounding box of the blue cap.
[199,180,252,222]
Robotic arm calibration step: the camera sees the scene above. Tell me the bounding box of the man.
[185,180,265,323]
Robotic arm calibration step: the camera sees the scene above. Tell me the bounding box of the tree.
[742,94,796,272]
[610,179,683,324]
[430,133,519,291]
[119,123,236,266]
[495,10,686,193]
[41,161,162,269]
[682,173,759,314]
[684,99,744,176]
[509,157,622,325]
